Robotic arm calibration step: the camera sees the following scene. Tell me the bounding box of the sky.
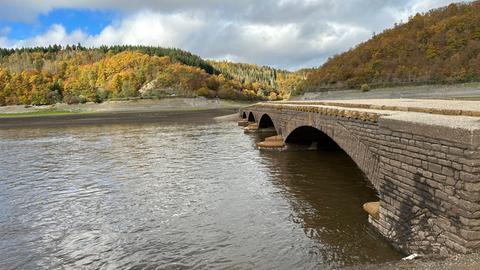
[0,0,471,70]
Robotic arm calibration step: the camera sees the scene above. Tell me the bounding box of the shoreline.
[348,252,480,270]
[0,97,251,115]
[0,98,249,128]
[0,108,240,129]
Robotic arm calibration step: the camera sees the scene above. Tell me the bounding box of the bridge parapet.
[240,99,480,255]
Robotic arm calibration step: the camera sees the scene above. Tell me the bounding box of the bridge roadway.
[239,99,480,256]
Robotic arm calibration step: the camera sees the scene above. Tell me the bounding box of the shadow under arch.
[258,114,275,129]
[255,146,401,265]
[285,126,341,150]
[242,112,247,119]
[284,125,380,191]
[248,112,255,122]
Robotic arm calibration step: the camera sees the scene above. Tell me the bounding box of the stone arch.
[248,112,255,122]
[283,123,381,190]
[285,126,339,149]
[257,113,279,135]
[258,114,275,129]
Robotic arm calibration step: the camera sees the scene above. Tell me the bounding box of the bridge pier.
[244,123,259,133]
[256,135,285,150]
[238,120,250,127]
[240,99,480,255]
[363,201,380,219]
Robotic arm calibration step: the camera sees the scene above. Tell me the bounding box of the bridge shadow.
[383,171,456,254]
[247,124,403,266]
[253,139,402,267]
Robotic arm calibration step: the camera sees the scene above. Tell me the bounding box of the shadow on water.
[249,131,402,267]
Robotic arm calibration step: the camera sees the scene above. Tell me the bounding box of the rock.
[363,201,380,219]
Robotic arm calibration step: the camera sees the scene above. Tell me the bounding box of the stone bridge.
[239,99,480,256]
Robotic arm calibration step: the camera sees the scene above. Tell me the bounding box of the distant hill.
[0,46,284,106]
[301,1,480,92]
[209,60,306,99]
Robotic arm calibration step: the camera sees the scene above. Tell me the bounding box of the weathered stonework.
[240,101,480,255]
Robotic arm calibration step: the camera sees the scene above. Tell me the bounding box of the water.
[0,114,401,269]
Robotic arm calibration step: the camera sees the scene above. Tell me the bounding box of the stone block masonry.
[240,99,480,255]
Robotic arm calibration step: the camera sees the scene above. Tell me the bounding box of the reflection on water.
[0,118,401,269]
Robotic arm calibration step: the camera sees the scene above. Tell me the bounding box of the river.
[0,111,401,269]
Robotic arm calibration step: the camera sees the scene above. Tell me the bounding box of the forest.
[209,61,306,99]
[4,1,480,106]
[301,1,480,92]
[0,45,295,106]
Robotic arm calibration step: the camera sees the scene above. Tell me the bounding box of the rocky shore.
[348,253,480,270]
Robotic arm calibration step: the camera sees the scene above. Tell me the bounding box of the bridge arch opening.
[248,112,255,122]
[242,112,247,119]
[284,125,379,190]
[285,125,380,204]
[259,114,275,129]
[285,126,341,150]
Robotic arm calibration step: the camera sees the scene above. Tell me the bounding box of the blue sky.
[0,9,118,40]
[0,0,470,70]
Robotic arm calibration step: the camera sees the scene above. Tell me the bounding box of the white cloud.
[12,11,206,48]
[0,0,473,69]
[89,11,206,47]
[16,24,88,47]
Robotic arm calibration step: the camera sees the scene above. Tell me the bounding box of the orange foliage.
[302,1,480,91]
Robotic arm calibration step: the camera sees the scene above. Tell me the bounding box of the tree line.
[209,61,306,99]
[0,46,292,106]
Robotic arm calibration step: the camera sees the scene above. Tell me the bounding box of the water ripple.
[0,120,400,269]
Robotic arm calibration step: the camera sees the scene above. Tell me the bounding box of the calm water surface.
[0,114,401,269]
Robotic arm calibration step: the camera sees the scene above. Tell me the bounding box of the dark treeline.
[0,44,215,74]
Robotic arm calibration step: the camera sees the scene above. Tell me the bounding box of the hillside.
[209,61,306,98]
[0,46,283,106]
[301,1,480,92]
